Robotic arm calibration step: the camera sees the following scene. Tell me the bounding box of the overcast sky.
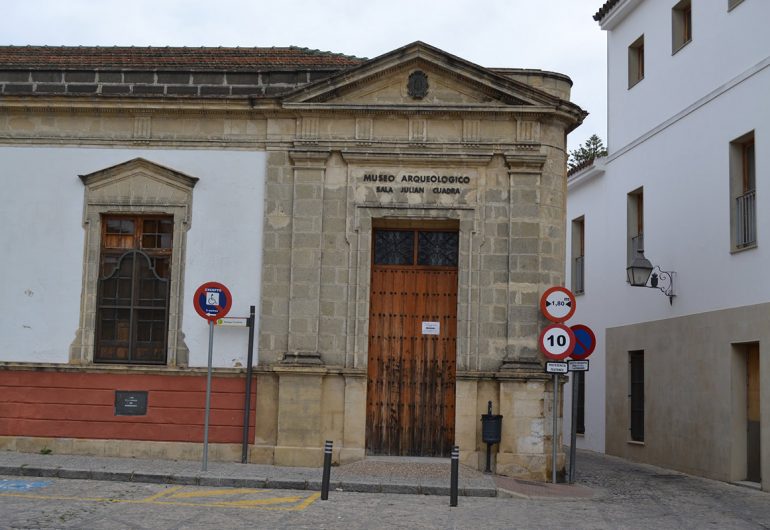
[3,0,607,151]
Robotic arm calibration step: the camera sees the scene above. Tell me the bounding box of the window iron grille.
[736,190,756,248]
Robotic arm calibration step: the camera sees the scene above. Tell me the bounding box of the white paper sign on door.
[421,321,440,335]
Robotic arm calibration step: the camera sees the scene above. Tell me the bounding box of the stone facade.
[0,42,584,480]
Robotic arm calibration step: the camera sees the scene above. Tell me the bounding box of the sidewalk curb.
[1,464,499,498]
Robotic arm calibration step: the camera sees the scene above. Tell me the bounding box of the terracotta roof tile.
[0,46,366,70]
[567,157,597,177]
[594,0,621,22]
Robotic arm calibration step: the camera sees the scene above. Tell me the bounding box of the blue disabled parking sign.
[193,281,233,321]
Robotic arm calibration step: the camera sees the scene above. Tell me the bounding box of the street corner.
[493,476,599,501]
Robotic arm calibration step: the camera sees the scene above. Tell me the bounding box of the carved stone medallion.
[407,70,429,99]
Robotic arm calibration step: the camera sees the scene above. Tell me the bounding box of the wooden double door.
[366,228,458,457]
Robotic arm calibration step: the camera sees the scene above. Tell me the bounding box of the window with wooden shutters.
[628,35,645,88]
[571,216,585,295]
[75,158,197,367]
[95,215,173,364]
[672,0,692,54]
[627,188,644,267]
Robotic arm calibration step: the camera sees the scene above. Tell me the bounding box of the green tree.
[569,134,607,170]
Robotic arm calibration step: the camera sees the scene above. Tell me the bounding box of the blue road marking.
[0,479,52,491]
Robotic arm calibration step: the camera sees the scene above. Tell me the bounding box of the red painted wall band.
[0,371,256,444]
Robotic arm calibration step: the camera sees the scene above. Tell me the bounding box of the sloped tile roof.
[0,46,365,70]
[594,0,621,22]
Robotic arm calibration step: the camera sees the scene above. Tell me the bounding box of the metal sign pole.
[241,305,256,464]
[552,373,558,484]
[569,372,579,484]
[202,319,215,471]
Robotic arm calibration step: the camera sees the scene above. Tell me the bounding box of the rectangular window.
[628,35,645,88]
[627,188,644,266]
[96,214,173,364]
[571,217,585,294]
[576,371,586,434]
[730,132,756,250]
[629,351,645,442]
[672,0,692,53]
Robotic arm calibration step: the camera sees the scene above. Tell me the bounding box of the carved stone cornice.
[503,152,548,173]
[338,148,495,166]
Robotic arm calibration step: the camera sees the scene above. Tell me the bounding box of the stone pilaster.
[282,150,328,365]
[500,153,548,371]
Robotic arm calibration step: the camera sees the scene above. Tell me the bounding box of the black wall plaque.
[115,390,148,416]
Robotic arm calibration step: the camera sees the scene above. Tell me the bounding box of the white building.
[565,0,768,490]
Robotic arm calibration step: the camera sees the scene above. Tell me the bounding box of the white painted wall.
[605,0,770,151]
[0,147,265,368]
[564,0,770,453]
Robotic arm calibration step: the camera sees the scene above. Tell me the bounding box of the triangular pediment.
[282,41,562,109]
[79,158,199,191]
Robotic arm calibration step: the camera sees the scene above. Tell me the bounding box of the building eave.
[567,156,606,191]
[594,0,644,30]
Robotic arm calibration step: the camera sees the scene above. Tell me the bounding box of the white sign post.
[193,282,233,472]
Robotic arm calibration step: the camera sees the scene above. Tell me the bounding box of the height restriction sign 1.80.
[540,286,576,323]
[539,323,576,360]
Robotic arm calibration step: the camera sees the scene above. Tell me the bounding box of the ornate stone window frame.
[70,158,197,367]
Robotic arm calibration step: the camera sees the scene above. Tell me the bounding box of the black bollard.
[321,440,333,500]
[450,445,459,507]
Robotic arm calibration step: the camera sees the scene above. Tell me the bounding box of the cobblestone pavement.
[0,449,768,529]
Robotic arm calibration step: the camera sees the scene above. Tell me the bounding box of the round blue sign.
[570,324,596,359]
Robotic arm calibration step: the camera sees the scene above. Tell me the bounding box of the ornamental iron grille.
[373,229,458,268]
[417,231,459,267]
[95,215,172,364]
[374,230,415,265]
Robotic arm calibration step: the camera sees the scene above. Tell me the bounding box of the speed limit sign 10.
[539,323,576,360]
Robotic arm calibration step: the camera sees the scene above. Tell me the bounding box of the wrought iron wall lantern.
[626,250,676,304]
